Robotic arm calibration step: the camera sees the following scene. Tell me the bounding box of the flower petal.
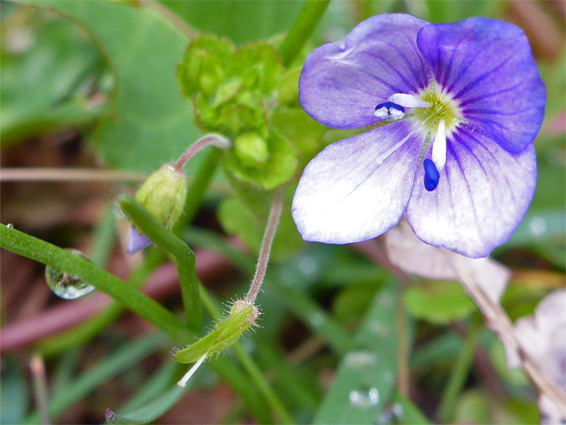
[417,17,546,154]
[127,227,153,254]
[292,121,423,244]
[406,127,537,258]
[299,14,429,129]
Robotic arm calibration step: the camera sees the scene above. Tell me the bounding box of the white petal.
[292,122,423,244]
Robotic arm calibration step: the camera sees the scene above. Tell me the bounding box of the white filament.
[387,93,430,109]
[177,352,209,388]
[431,119,447,172]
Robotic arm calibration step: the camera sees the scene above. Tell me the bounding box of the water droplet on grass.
[45,249,95,300]
[6,223,14,229]
[349,387,379,409]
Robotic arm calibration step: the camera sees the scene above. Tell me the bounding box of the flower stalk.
[174,133,231,170]
[245,187,285,304]
[447,252,566,412]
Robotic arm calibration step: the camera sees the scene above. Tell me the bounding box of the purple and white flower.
[292,14,545,258]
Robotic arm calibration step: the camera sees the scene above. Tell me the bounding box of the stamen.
[423,159,440,191]
[177,351,209,388]
[387,93,430,109]
[431,120,447,171]
[374,101,405,120]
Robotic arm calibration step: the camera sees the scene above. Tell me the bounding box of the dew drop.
[349,387,379,409]
[45,249,95,300]
[376,403,403,425]
[344,351,377,369]
[6,223,14,229]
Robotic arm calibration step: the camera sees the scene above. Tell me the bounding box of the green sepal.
[234,132,269,167]
[218,196,304,261]
[177,35,235,99]
[135,164,187,230]
[229,42,284,95]
[224,132,298,190]
[174,304,255,364]
[194,91,267,138]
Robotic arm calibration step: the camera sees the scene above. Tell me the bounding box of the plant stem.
[120,196,201,331]
[120,200,292,422]
[279,0,331,66]
[175,148,223,233]
[174,134,230,170]
[30,354,50,425]
[447,252,566,412]
[200,289,295,424]
[0,224,191,344]
[396,281,409,397]
[438,322,480,422]
[0,168,146,182]
[245,187,284,304]
[36,251,163,356]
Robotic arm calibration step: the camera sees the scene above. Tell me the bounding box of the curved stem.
[174,133,230,170]
[245,187,284,304]
[120,196,201,331]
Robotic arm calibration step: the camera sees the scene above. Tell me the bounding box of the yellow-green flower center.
[413,85,461,134]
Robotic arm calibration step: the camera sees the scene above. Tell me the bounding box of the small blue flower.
[292,14,545,258]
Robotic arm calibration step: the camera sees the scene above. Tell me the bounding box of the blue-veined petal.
[299,14,429,129]
[417,18,546,154]
[292,121,423,244]
[406,127,537,258]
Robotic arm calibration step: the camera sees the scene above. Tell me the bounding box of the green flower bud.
[135,164,187,231]
[234,132,269,167]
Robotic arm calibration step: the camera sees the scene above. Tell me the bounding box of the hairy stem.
[245,187,285,304]
[174,133,230,170]
[279,0,331,66]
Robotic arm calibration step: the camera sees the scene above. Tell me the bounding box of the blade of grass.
[314,281,399,424]
[26,333,168,424]
[119,196,201,331]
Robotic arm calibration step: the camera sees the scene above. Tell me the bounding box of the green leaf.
[1,5,106,145]
[314,283,399,424]
[174,305,255,364]
[160,0,306,45]
[0,357,29,425]
[404,281,476,324]
[29,0,202,172]
[272,107,326,157]
[224,131,298,189]
[218,196,304,261]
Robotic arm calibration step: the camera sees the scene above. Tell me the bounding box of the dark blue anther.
[423,159,440,191]
[375,101,405,114]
